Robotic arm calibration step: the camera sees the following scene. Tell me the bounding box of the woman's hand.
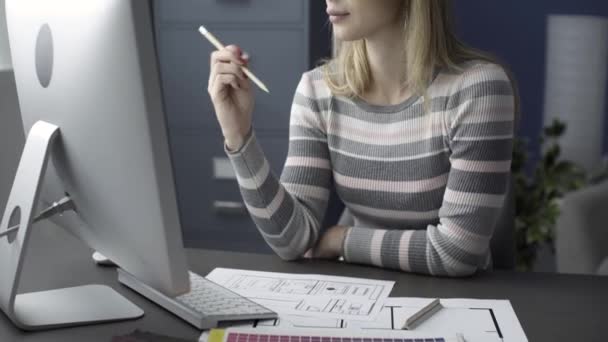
[305,225,350,260]
[207,45,254,151]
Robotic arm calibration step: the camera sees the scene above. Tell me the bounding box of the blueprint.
[201,297,527,342]
[205,268,394,321]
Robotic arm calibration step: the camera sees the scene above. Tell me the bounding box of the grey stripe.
[330,96,442,122]
[239,173,280,208]
[250,215,274,232]
[349,209,438,230]
[446,80,513,111]
[288,140,331,159]
[299,197,329,224]
[455,121,514,139]
[428,244,448,276]
[337,185,445,212]
[293,93,321,114]
[328,135,448,159]
[245,192,295,236]
[344,228,375,265]
[229,135,267,178]
[259,209,303,248]
[330,150,451,181]
[447,169,509,195]
[380,230,406,270]
[439,203,501,236]
[270,192,296,231]
[280,166,332,188]
[450,138,513,161]
[290,125,327,141]
[430,228,485,267]
[408,231,430,274]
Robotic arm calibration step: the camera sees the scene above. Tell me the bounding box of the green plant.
[511,119,587,271]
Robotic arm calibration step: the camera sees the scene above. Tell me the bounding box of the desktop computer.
[0,0,276,331]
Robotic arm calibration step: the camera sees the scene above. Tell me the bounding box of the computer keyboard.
[176,272,277,323]
[117,269,277,330]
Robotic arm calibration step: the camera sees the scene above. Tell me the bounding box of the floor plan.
[205,268,395,321]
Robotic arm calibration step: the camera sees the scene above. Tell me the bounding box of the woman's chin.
[333,29,363,42]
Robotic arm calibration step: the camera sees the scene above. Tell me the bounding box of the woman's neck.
[363,22,411,106]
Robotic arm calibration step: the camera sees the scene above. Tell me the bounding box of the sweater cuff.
[224,128,266,180]
[343,227,377,265]
[224,126,254,155]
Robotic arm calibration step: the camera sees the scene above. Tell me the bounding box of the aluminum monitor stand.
[0,121,143,331]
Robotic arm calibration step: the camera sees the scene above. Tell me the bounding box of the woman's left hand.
[305,225,350,260]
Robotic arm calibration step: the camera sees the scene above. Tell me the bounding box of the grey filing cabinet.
[153,1,331,253]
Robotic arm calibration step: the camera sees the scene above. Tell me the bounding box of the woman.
[207,0,516,277]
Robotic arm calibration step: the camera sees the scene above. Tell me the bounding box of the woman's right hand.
[207,45,255,151]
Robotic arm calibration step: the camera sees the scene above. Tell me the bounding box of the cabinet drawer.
[159,27,306,132]
[158,0,306,25]
[169,131,289,253]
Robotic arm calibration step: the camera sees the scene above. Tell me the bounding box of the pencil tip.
[199,25,207,34]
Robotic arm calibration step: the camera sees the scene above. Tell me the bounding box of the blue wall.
[453,1,608,166]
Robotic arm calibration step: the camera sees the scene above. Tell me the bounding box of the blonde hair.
[322,0,496,99]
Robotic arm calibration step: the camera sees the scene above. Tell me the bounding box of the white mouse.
[92,251,117,266]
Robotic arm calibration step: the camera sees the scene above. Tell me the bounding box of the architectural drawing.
[205,268,395,321]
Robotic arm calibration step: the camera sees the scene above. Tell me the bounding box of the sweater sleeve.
[225,71,332,260]
[343,63,516,276]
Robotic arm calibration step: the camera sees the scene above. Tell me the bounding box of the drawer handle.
[213,201,248,216]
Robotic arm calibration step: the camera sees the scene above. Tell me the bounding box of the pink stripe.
[444,189,505,208]
[290,103,323,128]
[285,157,331,169]
[370,230,386,267]
[334,172,448,193]
[327,116,445,146]
[398,231,414,271]
[451,159,511,173]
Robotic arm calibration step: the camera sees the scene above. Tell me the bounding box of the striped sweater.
[225,60,516,277]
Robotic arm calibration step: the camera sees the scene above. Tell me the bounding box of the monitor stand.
[0,120,143,331]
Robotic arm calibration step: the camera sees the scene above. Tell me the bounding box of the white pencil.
[199,25,270,94]
[402,298,443,330]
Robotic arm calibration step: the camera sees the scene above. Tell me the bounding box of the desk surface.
[1,225,606,342]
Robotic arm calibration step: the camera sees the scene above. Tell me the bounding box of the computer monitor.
[1,0,190,330]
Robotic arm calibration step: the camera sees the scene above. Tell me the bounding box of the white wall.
[0,0,12,70]
[542,15,608,173]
